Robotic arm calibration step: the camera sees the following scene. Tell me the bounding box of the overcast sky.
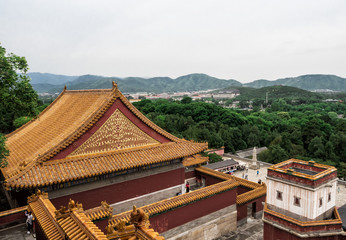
[1,0,346,83]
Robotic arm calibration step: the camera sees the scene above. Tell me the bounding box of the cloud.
[1,0,346,82]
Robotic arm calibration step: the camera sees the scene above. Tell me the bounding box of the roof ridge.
[109,179,239,226]
[3,88,116,180]
[64,89,113,93]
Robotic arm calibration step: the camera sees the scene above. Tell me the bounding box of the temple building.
[1,83,208,210]
[0,84,267,239]
[263,159,346,239]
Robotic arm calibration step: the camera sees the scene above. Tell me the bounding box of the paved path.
[215,217,263,240]
[0,223,35,240]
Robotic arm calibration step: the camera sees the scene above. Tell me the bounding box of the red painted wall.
[264,211,342,233]
[50,167,184,209]
[237,196,265,222]
[185,171,196,180]
[0,207,27,228]
[149,187,237,233]
[267,169,337,188]
[237,186,251,195]
[94,219,109,234]
[263,222,342,240]
[197,172,224,186]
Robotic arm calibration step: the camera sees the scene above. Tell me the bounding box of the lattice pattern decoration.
[71,109,159,156]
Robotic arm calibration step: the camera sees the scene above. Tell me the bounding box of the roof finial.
[112,81,118,90]
[64,85,67,91]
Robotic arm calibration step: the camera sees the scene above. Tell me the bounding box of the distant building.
[263,159,346,239]
[212,89,240,99]
[205,159,240,173]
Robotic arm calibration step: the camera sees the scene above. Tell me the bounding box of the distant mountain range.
[28,72,346,94]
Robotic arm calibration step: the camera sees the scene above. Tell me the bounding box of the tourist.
[257,170,259,175]
[186,182,190,193]
[258,179,262,184]
[25,211,33,234]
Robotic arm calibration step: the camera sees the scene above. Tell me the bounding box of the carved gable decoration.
[70,109,159,156]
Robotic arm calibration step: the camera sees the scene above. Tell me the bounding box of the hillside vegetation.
[223,86,326,106]
[32,73,241,94]
[133,98,346,179]
[244,74,346,91]
[30,72,346,94]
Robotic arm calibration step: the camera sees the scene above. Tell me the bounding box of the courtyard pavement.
[215,217,263,240]
[0,223,35,240]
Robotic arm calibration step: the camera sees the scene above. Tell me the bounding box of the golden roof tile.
[2,85,208,190]
[5,141,207,189]
[264,203,342,227]
[268,158,337,181]
[55,199,108,240]
[182,154,209,167]
[84,201,113,221]
[27,191,65,239]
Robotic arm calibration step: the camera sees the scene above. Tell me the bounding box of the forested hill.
[31,73,241,93]
[225,86,325,102]
[28,72,78,85]
[243,74,346,91]
[30,72,346,93]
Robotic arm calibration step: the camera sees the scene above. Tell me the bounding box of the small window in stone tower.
[294,196,301,207]
[276,191,283,200]
[319,197,323,207]
[328,193,331,202]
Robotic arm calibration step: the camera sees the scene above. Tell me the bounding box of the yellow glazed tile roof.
[2,84,207,189]
[109,179,239,227]
[3,89,114,179]
[136,226,165,240]
[27,191,65,240]
[264,203,342,227]
[182,154,209,167]
[57,211,107,240]
[268,158,337,180]
[54,198,107,240]
[5,141,207,189]
[84,201,113,221]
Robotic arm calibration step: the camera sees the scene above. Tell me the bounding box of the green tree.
[207,153,223,163]
[308,136,325,159]
[269,144,289,164]
[13,116,32,129]
[0,44,38,132]
[0,134,9,168]
[181,96,192,104]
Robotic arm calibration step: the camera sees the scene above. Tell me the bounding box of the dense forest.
[133,97,346,179]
